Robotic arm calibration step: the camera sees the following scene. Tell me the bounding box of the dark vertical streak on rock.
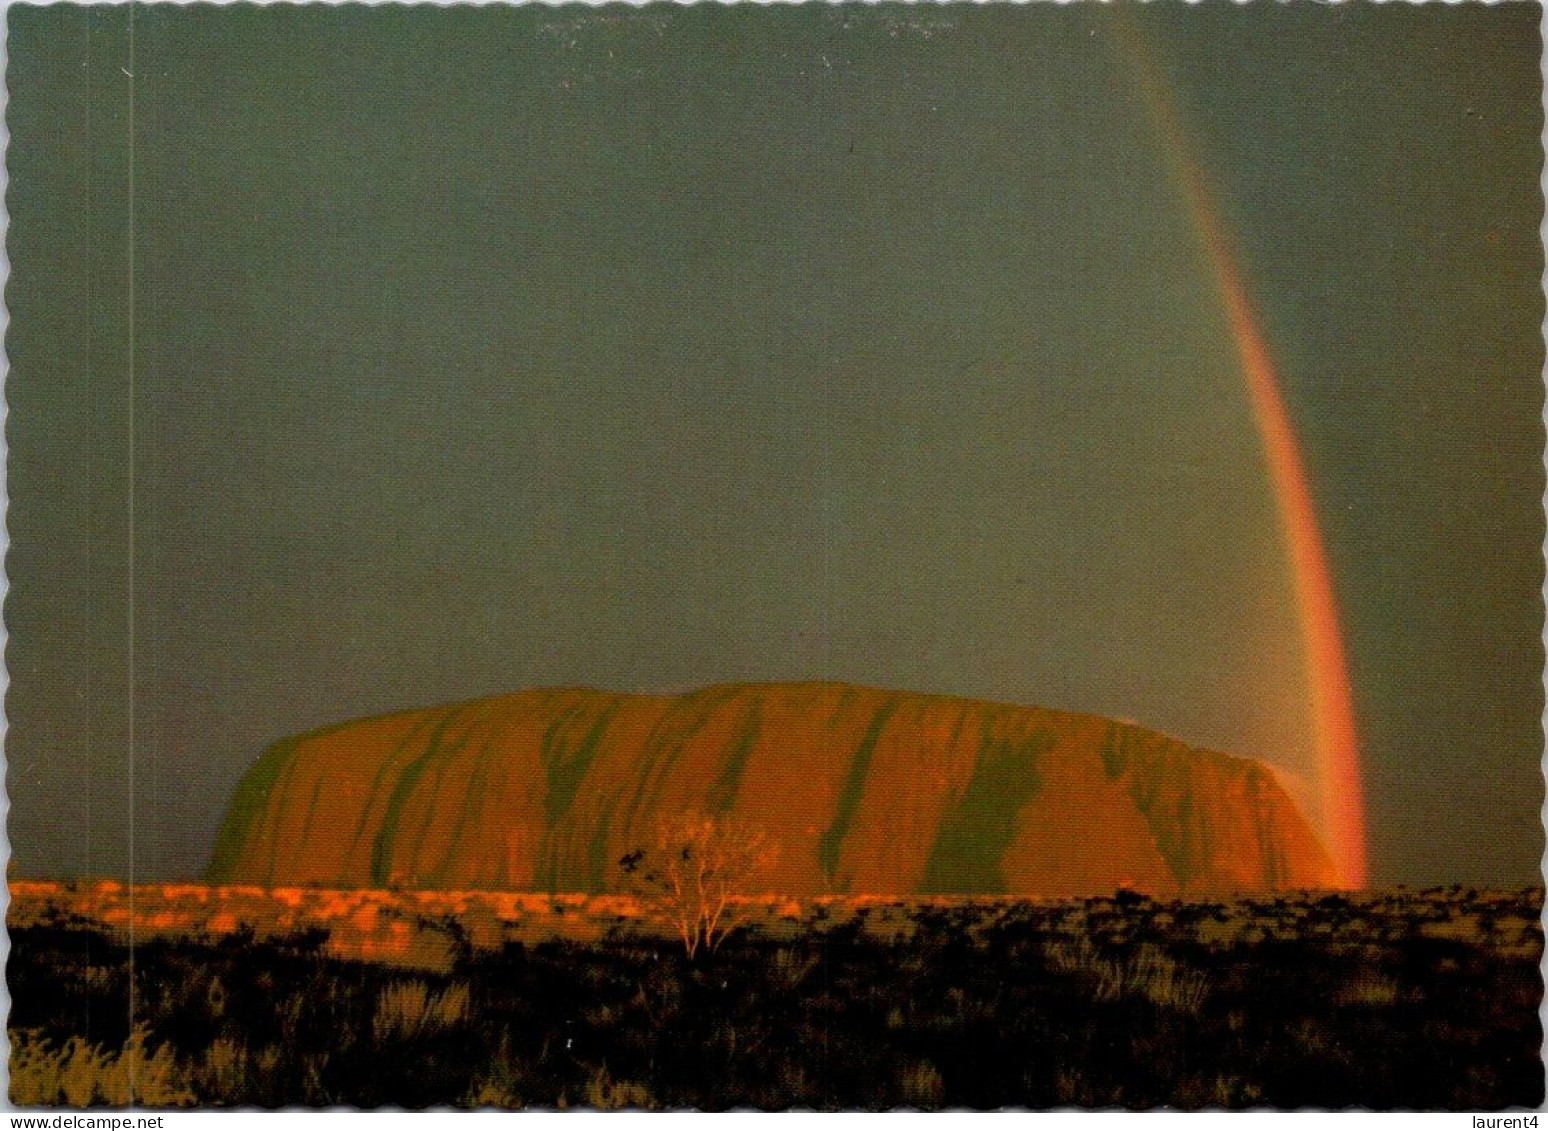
[401,702,502,886]
[432,725,502,887]
[620,684,744,840]
[538,697,623,890]
[585,798,619,892]
[921,720,1053,894]
[816,698,898,888]
[1247,767,1285,888]
[1100,722,1139,780]
[703,700,762,815]
[539,700,617,825]
[1120,745,1246,890]
[344,709,457,880]
[291,775,328,880]
[369,709,468,886]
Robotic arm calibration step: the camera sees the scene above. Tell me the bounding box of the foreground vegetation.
[8,886,1542,1109]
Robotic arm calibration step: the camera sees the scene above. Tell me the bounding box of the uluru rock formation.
[208,682,1338,896]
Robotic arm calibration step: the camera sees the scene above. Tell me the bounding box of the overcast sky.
[7,4,1542,886]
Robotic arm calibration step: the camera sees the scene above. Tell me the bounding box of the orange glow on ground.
[1119,26,1369,887]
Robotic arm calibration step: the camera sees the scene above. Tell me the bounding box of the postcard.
[5,2,1543,1111]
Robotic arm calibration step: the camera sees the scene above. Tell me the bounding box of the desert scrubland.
[8,881,1541,1109]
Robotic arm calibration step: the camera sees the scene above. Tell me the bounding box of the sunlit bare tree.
[619,812,779,958]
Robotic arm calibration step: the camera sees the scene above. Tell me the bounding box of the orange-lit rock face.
[207,682,1337,896]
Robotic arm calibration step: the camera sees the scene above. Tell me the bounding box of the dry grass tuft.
[899,1059,946,1107]
[1335,970,1402,1007]
[372,980,471,1043]
[1045,938,1207,1014]
[10,1027,195,1107]
[583,1066,654,1110]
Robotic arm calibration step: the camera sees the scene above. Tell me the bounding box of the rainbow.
[1116,23,1368,887]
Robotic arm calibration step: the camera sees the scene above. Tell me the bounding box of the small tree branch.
[619,811,780,958]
